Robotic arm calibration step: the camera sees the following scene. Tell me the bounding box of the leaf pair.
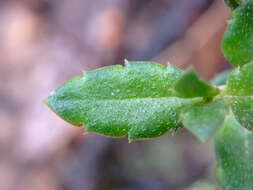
[205,63,253,190]
[216,1,253,189]
[183,61,253,142]
[222,0,253,131]
[175,66,253,190]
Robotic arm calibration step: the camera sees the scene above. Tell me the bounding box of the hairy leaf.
[225,62,253,130]
[181,101,228,142]
[174,70,219,98]
[215,112,253,190]
[46,61,202,142]
[222,0,253,67]
[226,62,253,96]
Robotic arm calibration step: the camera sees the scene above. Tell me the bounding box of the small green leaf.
[174,70,219,98]
[225,62,253,130]
[226,62,253,96]
[181,100,228,142]
[225,97,253,130]
[222,0,253,67]
[46,61,202,142]
[215,112,253,190]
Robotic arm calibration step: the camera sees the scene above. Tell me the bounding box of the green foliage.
[225,62,253,130]
[222,0,253,67]
[181,101,228,142]
[45,1,253,190]
[174,70,219,98]
[46,61,202,142]
[215,112,253,190]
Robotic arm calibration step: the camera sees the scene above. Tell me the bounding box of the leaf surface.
[181,101,228,142]
[46,62,202,141]
[222,0,253,67]
[215,112,253,190]
[174,70,219,98]
[225,62,253,130]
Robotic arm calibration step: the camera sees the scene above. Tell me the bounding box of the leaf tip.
[43,95,52,108]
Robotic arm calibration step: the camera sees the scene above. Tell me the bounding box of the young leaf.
[225,62,253,130]
[222,0,253,67]
[225,61,253,96]
[215,112,253,190]
[181,101,228,142]
[174,70,219,98]
[45,61,202,142]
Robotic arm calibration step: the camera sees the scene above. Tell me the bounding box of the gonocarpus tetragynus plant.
[45,1,253,189]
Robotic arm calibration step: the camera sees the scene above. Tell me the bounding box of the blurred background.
[0,0,232,189]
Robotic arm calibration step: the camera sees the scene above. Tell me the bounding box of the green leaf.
[225,97,253,130]
[46,61,202,142]
[215,112,253,190]
[174,70,219,98]
[181,100,228,142]
[226,62,253,96]
[225,62,253,130]
[222,0,253,67]
[224,0,242,10]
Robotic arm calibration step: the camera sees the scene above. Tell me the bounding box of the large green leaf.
[222,0,253,67]
[225,62,253,130]
[46,61,203,142]
[174,70,219,98]
[181,100,228,142]
[215,112,253,190]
